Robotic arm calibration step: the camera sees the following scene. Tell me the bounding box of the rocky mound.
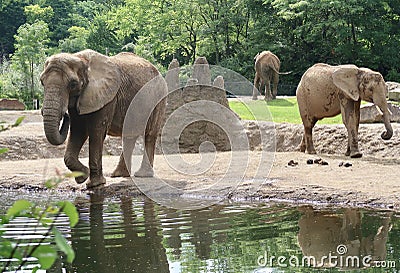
[0,112,399,161]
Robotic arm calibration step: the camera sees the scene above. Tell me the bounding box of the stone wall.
[0,99,25,111]
[387,81,400,101]
[161,57,233,153]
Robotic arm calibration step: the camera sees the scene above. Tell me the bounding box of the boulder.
[165,59,180,91]
[360,102,400,123]
[213,75,225,89]
[386,81,400,91]
[0,98,26,110]
[388,89,400,101]
[192,57,211,85]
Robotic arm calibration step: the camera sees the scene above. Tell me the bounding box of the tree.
[11,20,50,106]
[42,0,75,47]
[0,0,28,57]
[87,14,124,55]
[59,26,89,53]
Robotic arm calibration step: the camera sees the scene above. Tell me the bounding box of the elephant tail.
[269,66,292,75]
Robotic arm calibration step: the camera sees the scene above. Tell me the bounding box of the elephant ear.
[75,50,121,115]
[332,65,360,101]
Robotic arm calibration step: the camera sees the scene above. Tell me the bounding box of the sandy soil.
[0,110,399,211]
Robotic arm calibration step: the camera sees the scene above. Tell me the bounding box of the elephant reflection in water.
[69,194,169,273]
[297,206,392,269]
[163,205,229,260]
[65,195,230,273]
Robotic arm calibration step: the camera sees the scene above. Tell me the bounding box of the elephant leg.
[264,79,272,101]
[252,74,260,100]
[134,134,156,177]
[64,118,89,184]
[272,73,279,99]
[86,128,107,188]
[84,110,110,188]
[341,100,362,158]
[111,135,138,177]
[298,134,306,152]
[302,118,317,154]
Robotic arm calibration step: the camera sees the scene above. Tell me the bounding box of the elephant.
[40,49,167,188]
[298,206,391,268]
[252,51,291,101]
[296,63,393,158]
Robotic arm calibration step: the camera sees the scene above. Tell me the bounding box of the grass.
[229,97,343,124]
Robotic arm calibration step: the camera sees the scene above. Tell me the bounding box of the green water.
[0,191,399,273]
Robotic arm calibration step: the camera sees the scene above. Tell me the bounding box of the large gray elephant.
[296,63,393,158]
[252,51,291,101]
[40,49,167,188]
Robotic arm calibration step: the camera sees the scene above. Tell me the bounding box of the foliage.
[11,20,49,106]
[0,170,82,272]
[59,26,89,53]
[0,0,399,101]
[0,117,79,271]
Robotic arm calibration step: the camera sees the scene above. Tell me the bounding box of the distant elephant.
[296,63,393,158]
[40,49,167,188]
[252,51,291,101]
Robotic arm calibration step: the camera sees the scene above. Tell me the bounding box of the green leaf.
[59,201,79,227]
[52,227,75,263]
[64,171,85,178]
[44,177,62,189]
[32,245,57,269]
[6,200,32,218]
[0,241,22,260]
[12,116,25,127]
[0,148,8,155]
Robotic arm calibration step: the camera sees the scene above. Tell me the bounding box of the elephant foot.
[350,151,363,158]
[134,167,154,178]
[264,96,272,102]
[111,166,130,177]
[111,161,131,177]
[75,168,89,184]
[87,176,106,189]
[297,143,306,153]
[252,96,258,100]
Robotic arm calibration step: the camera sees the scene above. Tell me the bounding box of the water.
[0,191,399,273]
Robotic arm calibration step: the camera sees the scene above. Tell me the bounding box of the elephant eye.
[68,79,79,90]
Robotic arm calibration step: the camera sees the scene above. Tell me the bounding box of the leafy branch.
[0,170,82,272]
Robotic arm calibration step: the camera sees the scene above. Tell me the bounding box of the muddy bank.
[0,110,399,211]
[0,152,399,211]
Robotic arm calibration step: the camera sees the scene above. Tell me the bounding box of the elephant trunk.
[42,92,70,146]
[381,109,393,140]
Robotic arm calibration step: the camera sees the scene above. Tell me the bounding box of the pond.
[0,191,399,273]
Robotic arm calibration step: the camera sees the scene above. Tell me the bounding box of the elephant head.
[40,50,122,145]
[332,65,393,140]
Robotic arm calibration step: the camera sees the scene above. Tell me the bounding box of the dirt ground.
[0,109,399,211]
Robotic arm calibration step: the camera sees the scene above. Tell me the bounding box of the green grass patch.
[229,97,343,124]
